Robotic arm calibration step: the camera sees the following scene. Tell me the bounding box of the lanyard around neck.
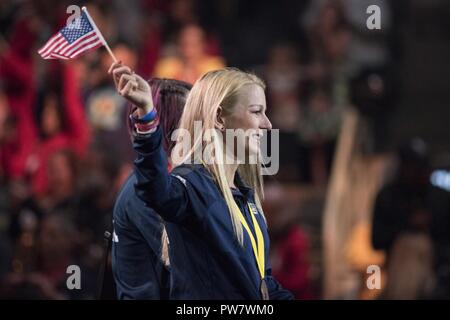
[232,201,265,280]
[198,160,265,280]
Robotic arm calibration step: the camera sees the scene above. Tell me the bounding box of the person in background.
[372,138,436,299]
[153,24,225,84]
[111,76,192,299]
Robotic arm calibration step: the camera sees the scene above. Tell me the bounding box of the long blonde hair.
[172,68,266,245]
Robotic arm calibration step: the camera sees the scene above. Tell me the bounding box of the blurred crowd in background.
[0,0,449,299]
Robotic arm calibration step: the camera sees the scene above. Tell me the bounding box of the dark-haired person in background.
[111,75,191,299]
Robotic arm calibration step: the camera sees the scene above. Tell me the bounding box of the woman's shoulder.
[172,163,206,176]
[171,164,213,184]
[113,173,134,223]
[171,164,221,198]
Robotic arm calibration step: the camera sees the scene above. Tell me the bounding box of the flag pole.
[82,6,117,63]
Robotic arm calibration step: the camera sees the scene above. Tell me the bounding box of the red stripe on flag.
[70,39,103,58]
[49,53,70,60]
[40,37,66,58]
[38,33,62,54]
[47,39,71,57]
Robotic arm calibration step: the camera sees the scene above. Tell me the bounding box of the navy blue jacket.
[112,173,170,299]
[133,126,294,300]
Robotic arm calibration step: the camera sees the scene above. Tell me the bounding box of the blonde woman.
[110,62,293,300]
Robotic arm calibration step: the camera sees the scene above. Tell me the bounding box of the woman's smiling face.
[222,84,272,160]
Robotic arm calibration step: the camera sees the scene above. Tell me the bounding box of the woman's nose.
[261,114,272,131]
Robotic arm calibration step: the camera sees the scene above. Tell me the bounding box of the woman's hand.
[108,62,154,114]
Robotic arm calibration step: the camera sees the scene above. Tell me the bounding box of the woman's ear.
[215,106,225,131]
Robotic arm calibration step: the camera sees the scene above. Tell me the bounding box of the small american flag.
[38,10,104,60]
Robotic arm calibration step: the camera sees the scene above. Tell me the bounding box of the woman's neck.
[223,163,239,189]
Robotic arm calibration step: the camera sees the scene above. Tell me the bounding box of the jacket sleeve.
[133,126,191,223]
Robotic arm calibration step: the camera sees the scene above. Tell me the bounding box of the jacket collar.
[185,163,255,200]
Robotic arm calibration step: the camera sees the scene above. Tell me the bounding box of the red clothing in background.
[30,64,90,196]
[0,19,37,180]
[271,226,314,300]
